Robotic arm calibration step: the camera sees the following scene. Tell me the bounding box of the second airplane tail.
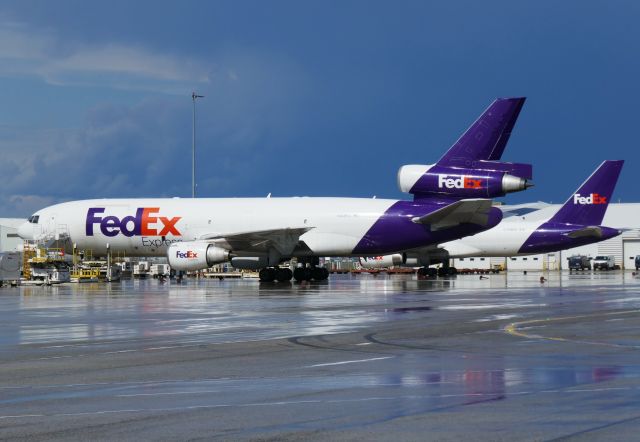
[549,160,624,226]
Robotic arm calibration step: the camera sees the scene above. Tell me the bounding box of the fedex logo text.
[438,175,483,189]
[573,193,607,205]
[176,251,198,259]
[86,207,182,237]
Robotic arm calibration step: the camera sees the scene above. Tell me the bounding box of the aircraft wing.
[411,199,492,231]
[565,226,603,239]
[199,227,314,255]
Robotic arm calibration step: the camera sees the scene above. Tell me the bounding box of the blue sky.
[0,0,638,216]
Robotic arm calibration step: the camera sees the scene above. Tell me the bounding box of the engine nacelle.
[167,241,230,271]
[359,254,404,269]
[397,164,532,198]
[361,253,440,269]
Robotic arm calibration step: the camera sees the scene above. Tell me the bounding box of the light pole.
[192,91,204,198]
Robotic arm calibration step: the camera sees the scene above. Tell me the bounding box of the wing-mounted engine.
[397,161,533,199]
[168,227,314,272]
[359,248,449,269]
[359,252,434,269]
[168,241,231,271]
[359,254,404,269]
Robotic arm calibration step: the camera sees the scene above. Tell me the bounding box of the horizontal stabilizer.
[200,227,314,255]
[412,199,492,231]
[564,226,603,239]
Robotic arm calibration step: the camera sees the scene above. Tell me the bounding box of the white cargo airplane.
[18,98,532,282]
[360,160,624,275]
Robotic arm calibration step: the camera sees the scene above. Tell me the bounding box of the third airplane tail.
[549,160,624,226]
[397,97,533,198]
[436,97,526,167]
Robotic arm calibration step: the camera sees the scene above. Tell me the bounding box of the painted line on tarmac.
[307,356,394,367]
[2,386,638,421]
[117,390,222,398]
[504,309,640,348]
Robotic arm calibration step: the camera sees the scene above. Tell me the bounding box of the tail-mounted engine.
[397,160,533,199]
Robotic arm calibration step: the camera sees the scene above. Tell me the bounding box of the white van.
[592,255,615,270]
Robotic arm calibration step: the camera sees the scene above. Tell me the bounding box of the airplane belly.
[300,232,360,255]
[462,227,531,256]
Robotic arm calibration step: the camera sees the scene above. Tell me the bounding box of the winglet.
[549,160,624,225]
[436,97,526,168]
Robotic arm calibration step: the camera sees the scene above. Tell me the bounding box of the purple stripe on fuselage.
[352,200,503,255]
[518,222,621,255]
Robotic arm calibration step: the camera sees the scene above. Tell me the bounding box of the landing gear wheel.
[293,267,312,282]
[312,267,326,281]
[418,267,437,278]
[275,267,293,282]
[259,267,276,282]
[437,267,448,277]
[322,267,329,280]
[447,267,457,276]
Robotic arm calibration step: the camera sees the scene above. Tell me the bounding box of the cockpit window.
[28,215,39,224]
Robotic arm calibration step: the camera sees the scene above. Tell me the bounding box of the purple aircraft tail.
[549,160,624,225]
[399,97,533,199]
[436,97,526,168]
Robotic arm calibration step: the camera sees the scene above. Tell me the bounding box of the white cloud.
[2,194,58,217]
[0,21,211,93]
[0,23,314,215]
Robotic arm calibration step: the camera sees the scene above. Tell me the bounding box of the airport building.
[452,203,640,271]
[0,219,24,253]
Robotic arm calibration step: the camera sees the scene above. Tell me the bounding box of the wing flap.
[412,199,492,231]
[200,227,314,255]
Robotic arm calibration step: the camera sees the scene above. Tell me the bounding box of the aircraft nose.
[17,222,34,240]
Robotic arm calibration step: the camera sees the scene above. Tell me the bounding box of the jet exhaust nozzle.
[502,174,532,194]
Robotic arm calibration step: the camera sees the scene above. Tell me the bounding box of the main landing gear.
[258,266,329,282]
[417,267,457,277]
[259,267,293,282]
[293,266,329,282]
[417,267,437,277]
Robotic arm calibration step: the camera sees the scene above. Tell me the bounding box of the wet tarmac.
[1,272,640,440]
